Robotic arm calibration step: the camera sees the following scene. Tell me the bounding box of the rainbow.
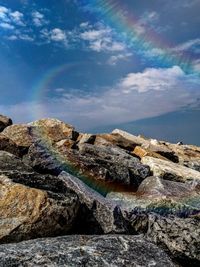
[82,0,198,75]
[26,0,200,213]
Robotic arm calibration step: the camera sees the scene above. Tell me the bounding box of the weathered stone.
[0,150,68,193]
[29,118,79,142]
[0,114,12,132]
[24,142,150,190]
[95,133,139,151]
[77,144,150,188]
[78,133,96,144]
[0,174,79,243]
[56,139,76,150]
[142,156,200,182]
[166,143,200,171]
[125,211,200,266]
[145,214,200,266]
[107,175,200,218]
[0,134,24,157]
[133,146,168,160]
[112,129,147,145]
[2,124,34,149]
[0,235,175,267]
[2,119,79,152]
[137,176,198,197]
[59,171,129,234]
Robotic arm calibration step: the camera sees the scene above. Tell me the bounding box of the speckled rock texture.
[0,116,200,267]
[0,235,176,267]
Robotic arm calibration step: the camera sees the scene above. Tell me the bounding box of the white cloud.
[32,11,47,27]
[0,22,14,30]
[10,11,25,26]
[120,66,184,93]
[50,28,67,42]
[108,53,133,65]
[80,25,126,52]
[172,38,200,53]
[1,66,199,130]
[0,6,9,20]
[80,21,89,28]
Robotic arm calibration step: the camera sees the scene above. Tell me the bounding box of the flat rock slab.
[142,156,200,182]
[0,235,175,267]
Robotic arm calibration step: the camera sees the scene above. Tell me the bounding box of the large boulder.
[0,114,12,132]
[24,141,150,191]
[112,129,178,162]
[2,124,34,150]
[166,143,200,171]
[59,171,129,234]
[0,235,175,267]
[29,118,79,142]
[0,175,79,243]
[146,214,200,266]
[2,118,79,152]
[0,151,79,243]
[142,156,200,183]
[0,134,23,156]
[127,211,200,266]
[108,176,200,217]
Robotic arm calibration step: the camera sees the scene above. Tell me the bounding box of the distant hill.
[90,109,200,146]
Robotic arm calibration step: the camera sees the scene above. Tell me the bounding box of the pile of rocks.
[0,114,199,266]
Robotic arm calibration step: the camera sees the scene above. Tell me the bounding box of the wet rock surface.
[0,115,199,266]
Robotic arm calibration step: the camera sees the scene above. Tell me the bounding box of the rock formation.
[0,114,199,266]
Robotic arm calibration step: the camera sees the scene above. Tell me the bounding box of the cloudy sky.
[0,0,199,140]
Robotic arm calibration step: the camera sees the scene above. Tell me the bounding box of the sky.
[0,0,200,142]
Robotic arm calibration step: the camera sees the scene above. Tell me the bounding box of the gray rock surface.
[128,211,200,266]
[59,171,129,234]
[0,235,176,267]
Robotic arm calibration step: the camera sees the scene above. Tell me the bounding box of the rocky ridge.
[0,114,199,266]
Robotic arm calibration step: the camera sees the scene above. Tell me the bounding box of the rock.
[0,174,79,243]
[145,214,200,266]
[126,211,200,266]
[0,235,175,267]
[166,143,200,171]
[77,133,96,144]
[133,146,168,160]
[112,129,178,162]
[29,118,79,142]
[142,156,200,183]
[59,171,129,234]
[24,142,150,190]
[95,133,140,151]
[0,134,24,157]
[0,114,12,132]
[0,150,67,193]
[107,176,200,217]
[2,124,34,149]
[56,139,76,150]
[2,118,79,152]
[112,129,147,146]
[77,144,150,188]
[137,176,198,198]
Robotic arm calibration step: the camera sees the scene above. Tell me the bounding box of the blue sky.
[0,0,200,139]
